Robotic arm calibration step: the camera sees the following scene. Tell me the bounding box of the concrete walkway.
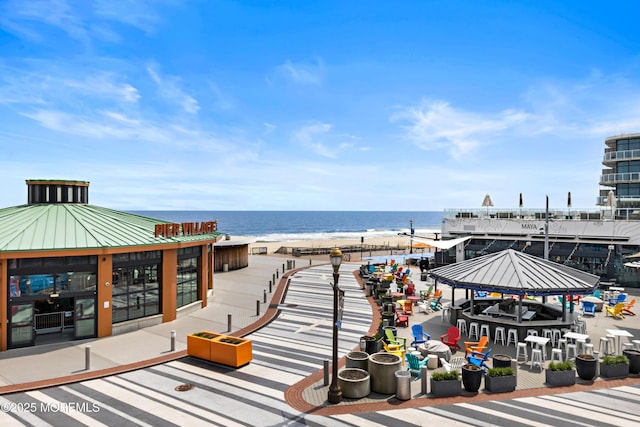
[0,255,315,394]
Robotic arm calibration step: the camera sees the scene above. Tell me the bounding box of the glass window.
[177,257,199,308]
[111,263,160,323]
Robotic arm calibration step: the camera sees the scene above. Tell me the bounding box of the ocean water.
[129,211,443,242]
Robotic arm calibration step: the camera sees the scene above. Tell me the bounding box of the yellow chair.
[605,302,625,319]
[382,341,405,364]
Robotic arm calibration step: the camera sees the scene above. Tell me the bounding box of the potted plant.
[545,360,576,387]
[461,363,483,393]
[575,354,597,381]
[492,354,512,369]
[623,348,640,374]
[430,370,462,397]
[600,355,629,379]
[484,366,516,393]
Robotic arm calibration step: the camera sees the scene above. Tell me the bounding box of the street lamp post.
[409,219,414,254]
[328,247,343,404]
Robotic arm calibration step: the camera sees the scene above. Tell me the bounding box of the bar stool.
[468,322,479,341]
[480,324,491,341]
[606,334,616,355]
[633,340,640,351]
[531,348,543,370]
[598,336,611,356]
[566,343,578,360]
[542,328,553,345]
[456,319,467,337]
[583,343,594,356]
[550,348,563,363]
[441,304,451,321]
[576,338,587,355]
[494,326,506,345]
[516,342,528,362]
[507,329,518,347]
[557,337,567,357]
[551,329,562,347]
[623,342,634,351]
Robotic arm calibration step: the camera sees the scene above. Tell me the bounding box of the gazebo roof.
[428,249,600,296]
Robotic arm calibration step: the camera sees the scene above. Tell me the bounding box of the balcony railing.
[600,172,640,184]
[603,149,640,162]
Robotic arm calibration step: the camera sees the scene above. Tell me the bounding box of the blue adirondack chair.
[410,324,431,347]
[467,347,492,372]
[582,301,596,316]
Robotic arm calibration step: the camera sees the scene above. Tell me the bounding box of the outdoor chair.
[623,298,636,316]
[440,326,461,352]
[582,301,596,317]
[410,324,431,347]
[605,302,625,319]
[467,348,492,372]
[474,291,487,298]
[382,341,405,363]
[401,299,414,315]
[405,283,416,296]
[441,356,466,373]
[406,353,428,378]
[417,300,430,314]
[385,328,407,351]
[429,295,443,311]
[394,306,409,327]
[464,335,489,356]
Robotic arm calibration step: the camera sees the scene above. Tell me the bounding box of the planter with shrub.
[484,366,516,393]
[600,355,629,379]
[545,360,576,387]
[430,370,462,397]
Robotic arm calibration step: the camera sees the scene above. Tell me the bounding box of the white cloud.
[147,66,200,114]
[390,99,529,159]
[291,122,338,158]
[275,59,324,85]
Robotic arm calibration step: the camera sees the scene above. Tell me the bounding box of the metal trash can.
[395,370,412,400]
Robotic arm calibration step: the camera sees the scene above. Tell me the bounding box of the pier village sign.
[154,220,218,238]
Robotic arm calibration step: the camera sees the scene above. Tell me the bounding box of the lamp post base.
[328,388,342,404]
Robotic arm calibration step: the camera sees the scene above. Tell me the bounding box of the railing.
[603,149,640,162]
[34,311,73,334]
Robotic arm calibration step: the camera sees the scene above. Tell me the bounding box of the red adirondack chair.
[440,326,461,352]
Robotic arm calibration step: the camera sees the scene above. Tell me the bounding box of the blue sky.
[1,1,639,211]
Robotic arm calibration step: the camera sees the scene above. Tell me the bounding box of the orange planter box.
[187,331,252,367]
[211,336,253,367]
[187,331,222,360]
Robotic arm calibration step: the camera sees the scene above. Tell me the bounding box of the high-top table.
[606,329,633,355]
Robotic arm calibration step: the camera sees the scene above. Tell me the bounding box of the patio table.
[525,335,550,359]
[606,329,633,355]
[418,340,452,362]
[564,331,590,353]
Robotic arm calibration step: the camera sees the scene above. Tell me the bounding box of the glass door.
[74,297,96,339]
[9,303,35,348]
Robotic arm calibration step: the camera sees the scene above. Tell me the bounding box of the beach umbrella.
[482,194,493,214]
[567,191,572,208]
[606,190,616,218]
[519,193,523,208]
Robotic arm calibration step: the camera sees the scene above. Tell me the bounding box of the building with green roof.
[0,180,221,350]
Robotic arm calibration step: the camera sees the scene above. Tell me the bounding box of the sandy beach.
[241,233,439,262]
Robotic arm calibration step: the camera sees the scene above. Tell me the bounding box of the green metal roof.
[0,204,220,252]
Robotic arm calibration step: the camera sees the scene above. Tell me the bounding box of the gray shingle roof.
[428,249,600,296]
[0,204,220,252]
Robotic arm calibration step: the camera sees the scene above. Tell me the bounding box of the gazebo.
[429,249,600,323]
